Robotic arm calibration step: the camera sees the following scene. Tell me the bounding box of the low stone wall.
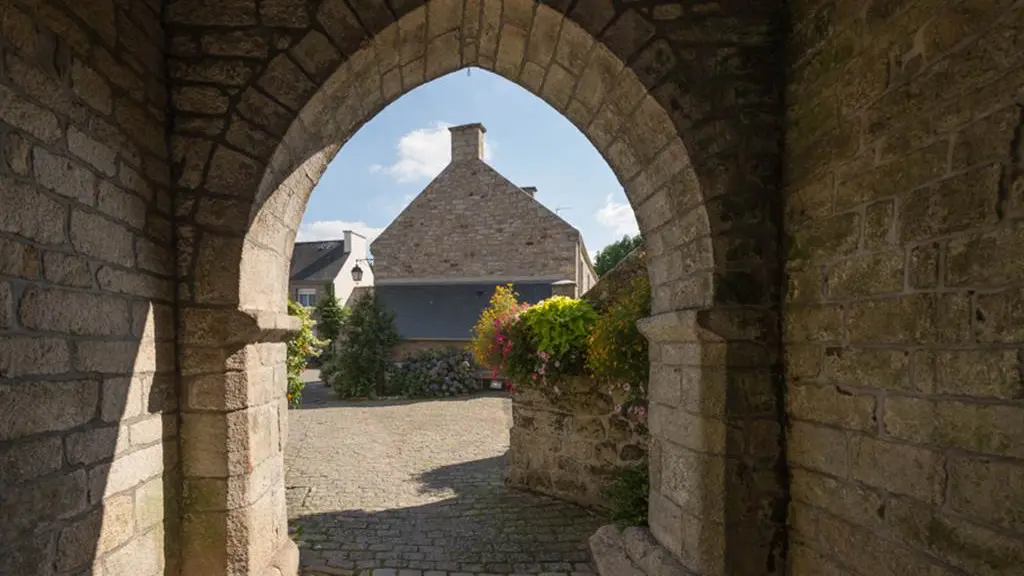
[506,377,648,509]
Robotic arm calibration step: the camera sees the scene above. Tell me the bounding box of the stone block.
[824,250,903,297]
[66,425,124,465]
[0,435,62,485]
[835,141,947,211]
[101,443,165,498]
[850,435,943,503]
[70,209,135,267]
[103,525,164,576]
[0,176,68,245]
[791,468,885,531]
[947,222,1024,287]
[948,456,1024,533]
[787,383,876,432]
[20,286,132,336]
[57,507,102,571]
[822,346,912,391]
[0,84,62,143]
[33,148,98,206]
[788,210,862,263]
[43,251,94,288]
[68,126,117,176]
[975,287,1024,343]
[71,57,113,114]
[784,305,843,343]
[204,145,261,197]
[0,236,39,279]
[952,106,1018,170]
[173,85,230,115]
[899,164,1001,242]
[788,421,848,477]
[0,379,98,440]
[135,476,165,530]
[907,241,940,288]
[844,293,970,344]
[886,499,1024,575]
[98,181,148,229]
[0,469,88,542]
[912,348,1022,399]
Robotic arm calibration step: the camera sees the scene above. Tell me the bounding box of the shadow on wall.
[290,454,604,573]
[1,302,180,575]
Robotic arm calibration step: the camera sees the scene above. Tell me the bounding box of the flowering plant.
[286,299,327,407]
[586,274,650,423]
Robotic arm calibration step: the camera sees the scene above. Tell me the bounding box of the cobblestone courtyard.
[285,378,603,575]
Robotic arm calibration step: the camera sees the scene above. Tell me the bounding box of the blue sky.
[297,67,639,257]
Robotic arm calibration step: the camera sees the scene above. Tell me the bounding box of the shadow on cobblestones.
[287,394,601,575]
[292,455,604,575]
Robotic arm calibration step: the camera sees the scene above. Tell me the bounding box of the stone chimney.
[449,123,486,162]
[521,186,537,198]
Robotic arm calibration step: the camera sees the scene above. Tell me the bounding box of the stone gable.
[372,125,588,281]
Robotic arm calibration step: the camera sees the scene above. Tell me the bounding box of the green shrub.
[511,296,596,386]
[587,274,650,420]
[603,461,649,526]
[388,348,479,398]
[286,299,327,408]
[322,294,399,399]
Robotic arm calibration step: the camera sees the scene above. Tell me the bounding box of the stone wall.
[783,0,1024,574]
[0,1,178,575]
[372,125,586,282]
[508,379,648,509]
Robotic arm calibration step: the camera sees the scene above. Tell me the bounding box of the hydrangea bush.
[388,348,479,398]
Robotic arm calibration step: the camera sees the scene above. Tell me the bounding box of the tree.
[594,234,643,277]
[321,294,400,399]
[315,282,347,343]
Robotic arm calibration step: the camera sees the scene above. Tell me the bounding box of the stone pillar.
[636,309,786,575]
[551,280,577,297]
[178,308,301,576]
[449,123,486,162]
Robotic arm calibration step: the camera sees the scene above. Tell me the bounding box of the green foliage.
[315,282,348,343]
[322,294,399,399]
[602,461,649,526]
[594,234,643,277]
[388,348,479,398]
[286,300,327,408]
[586,274,651,392]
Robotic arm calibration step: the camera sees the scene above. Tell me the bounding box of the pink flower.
[532,373,539,381]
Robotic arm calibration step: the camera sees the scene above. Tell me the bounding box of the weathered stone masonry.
[0,1,1021,575]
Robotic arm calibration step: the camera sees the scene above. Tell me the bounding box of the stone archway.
[168,1,786,575]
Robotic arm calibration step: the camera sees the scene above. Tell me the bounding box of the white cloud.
[296,220,384,246]
[370,122,494,182]
[595,194,639,236]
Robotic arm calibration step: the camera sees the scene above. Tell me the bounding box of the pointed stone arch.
[167,1,787,574]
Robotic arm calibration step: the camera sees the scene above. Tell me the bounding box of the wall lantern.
[350,258,371,283]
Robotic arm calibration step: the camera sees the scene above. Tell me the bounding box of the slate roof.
[289,240,350,282]
[375,282,555,340]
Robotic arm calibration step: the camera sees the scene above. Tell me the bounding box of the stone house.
[288,230,374,328]
[371,123,597,358]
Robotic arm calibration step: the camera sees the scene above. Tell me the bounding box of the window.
[297,288,317,307]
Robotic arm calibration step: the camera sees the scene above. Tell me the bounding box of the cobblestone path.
[286,383,604,576]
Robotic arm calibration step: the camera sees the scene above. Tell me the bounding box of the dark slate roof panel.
[375,282,555,340]
[290,240,350,282]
